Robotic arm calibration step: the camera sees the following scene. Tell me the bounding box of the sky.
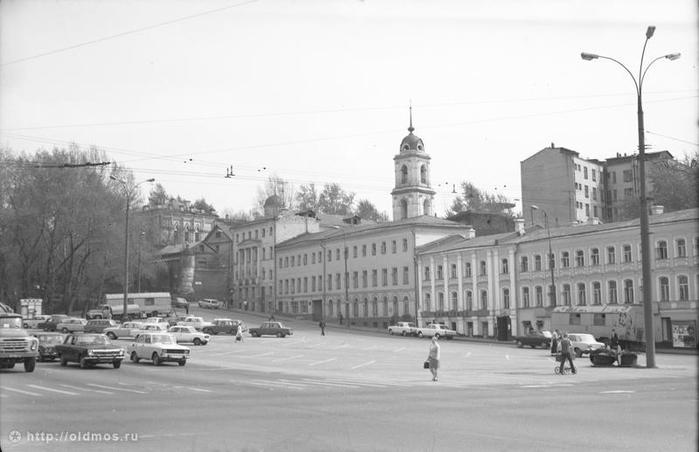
[1,0,697,219]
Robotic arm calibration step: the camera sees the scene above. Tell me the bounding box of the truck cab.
[0,313,39,372]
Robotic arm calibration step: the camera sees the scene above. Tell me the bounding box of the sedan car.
[56,318,88,333]
[514,330,552,349]
[55,333,125,369]
[33,332,66,361]
[103,321,145,339]
[171,297,190,308]
[198,299,222,309]
[177,316,214,331]
[23,314,51,329]
[40,314,71,332]
[168,325,210,345]
[127,333,190,366]
[84,319,118,333]
[134,323,169,339]
[568,333,605,357]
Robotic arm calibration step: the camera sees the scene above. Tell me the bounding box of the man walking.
[558,333,576,374]
[319,320,326,336]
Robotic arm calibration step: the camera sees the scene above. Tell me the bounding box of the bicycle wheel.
[554,366,561,374]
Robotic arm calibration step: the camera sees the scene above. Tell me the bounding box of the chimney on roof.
[464,226,476,239]
[650,205,665,215]
[515,218,526,236]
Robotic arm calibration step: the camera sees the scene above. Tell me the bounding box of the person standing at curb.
[558,333,576,374]
[550,329,559,355]
[427,336,440,381]
[319,320,326,336]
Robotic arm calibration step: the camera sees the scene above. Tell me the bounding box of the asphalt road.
[1,308,696,452]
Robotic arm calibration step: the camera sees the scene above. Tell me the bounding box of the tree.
[193,198,216,214]
[446,181,515,217]
[254,174,294,214]
[148,183,169,206]
[354,199,388,222]
[318,183,355,216]
[295,183,320,211]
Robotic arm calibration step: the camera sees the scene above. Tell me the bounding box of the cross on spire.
[408,102,414,133]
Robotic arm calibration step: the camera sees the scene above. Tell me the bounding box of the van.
[104,292,172,317]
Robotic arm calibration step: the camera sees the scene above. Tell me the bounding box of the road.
[1,308,696,451]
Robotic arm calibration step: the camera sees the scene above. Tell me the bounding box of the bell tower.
[391,107,435,220]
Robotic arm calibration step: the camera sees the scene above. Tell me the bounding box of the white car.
[177,316,214,331]
[23,314,51,329]
[168,326,210,345]
[198,299,222,309]
[387,322,416,336]
[134,323,169,338]
[143,317,170,325]
[126,333,190,366]
[56,318,87,333]
[104,321,145,339]
[415,324,457,340]
[567,333,605,356]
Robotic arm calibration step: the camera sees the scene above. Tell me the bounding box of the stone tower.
[391,108,435,220]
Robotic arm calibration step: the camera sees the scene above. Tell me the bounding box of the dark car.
[202,318,239,335]
[514,330,552,349]
[33,332,66,361]
[84,319,118,333]
[248,321,293,338]
[40,314,70,332]
[54,333,125,369]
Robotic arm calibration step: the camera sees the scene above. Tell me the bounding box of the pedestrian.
[185,302,189,315]
[610,328,620,363]
[319,320,326,336]
[550,329,559,355]
[558,333,576,374]
[339,312,343,325]
[426,336,441,381]
[235,325,244,343]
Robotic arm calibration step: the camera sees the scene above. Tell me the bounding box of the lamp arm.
[597,55,640,96]
[639,55,669,92]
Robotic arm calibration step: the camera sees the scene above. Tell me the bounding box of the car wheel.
[388,329,393,335]
[517,341,523,348]
[574,348,582,358]
[417,331,424,338]
[113,360,122,369]
[60,356,68,367]
[401,331,407,336]
[24,357,36,373]
[107,332,117,340]
[276,332,283,338]
[79,356,89,369]
[152,352,161,366]
[178,359,186,366]
[193,338,202,346]
[23,322,29,328]
[62,327,69,333]
[130,351,140,363]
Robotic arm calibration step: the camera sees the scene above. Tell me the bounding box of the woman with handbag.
[426,336,441,381]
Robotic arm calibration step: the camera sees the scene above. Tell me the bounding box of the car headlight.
[88,350,94,356]
[184,350,190,355]
[30,340,38,351]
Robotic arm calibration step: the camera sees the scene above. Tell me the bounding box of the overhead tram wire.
[0,0,259,68]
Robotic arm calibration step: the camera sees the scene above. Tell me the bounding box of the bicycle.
[553,353,577,375]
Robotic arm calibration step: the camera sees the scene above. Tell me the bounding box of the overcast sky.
[1,0,696,218]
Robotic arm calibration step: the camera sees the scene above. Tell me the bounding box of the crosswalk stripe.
[297,379,361,389]
[4,387,41,396]
[246,380,305,390]
[27,384,79,395]
[309,357,337,366]
[60,384,112,394]
[272,354,304,363]
[351,360,376,370]
[87,383,147,394]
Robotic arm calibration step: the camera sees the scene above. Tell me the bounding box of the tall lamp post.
[532,206,556,307]
[111,176,155,320]
[581,26,680,368]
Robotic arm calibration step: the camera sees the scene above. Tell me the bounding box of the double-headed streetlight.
[581,26,680,368]
[111,176,155,321]
[531,205,556,308]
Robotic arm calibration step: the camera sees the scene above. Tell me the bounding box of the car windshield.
[152,334,175,344]
[38,335,64,344]
[75,335,110,345]
[576,334,596,342]
[0,317,23,329]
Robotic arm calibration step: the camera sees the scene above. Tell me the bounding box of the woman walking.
[427,336,441,382]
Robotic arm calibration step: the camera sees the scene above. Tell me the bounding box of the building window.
[678,275,689,301]
[353,246,357,258]
[391,267,398,286]
[424,294,431,312]
[593,313,605,326]
[362,245,367,257]
[424,266,430,280]
[352,272,358,289]
[391,240,397,254]
[371,243,377,256]
[532,286,541,307]
[436,265,443,280]
[575,250,584,267]
[327,275,332,291]
[548,284,555,306]
[623,245,632,263]
[561,251,570,268]
[372,270,378,287]
[401,165,408,184]
[656,241,668,260]
[382,268,388,286]
[362,270,368,288]
[503,288,510,309]
[381,242,386,254]
[521,287,530,308]
[549,252,555,270]
[520,256,528,273]
[623,169,633,182]
[450,264,457,279]
[562,284,571,306]
[465,262,472,277]
[480,290,488,310]
[659,277,669,301]
[583,167,588,179]
[591,248,599,266]
[592,169,596,181]
[534,255,542,271]
[466,291,473,311]
[577,283,586,306]
[501,259,509,274]
[676,239,687,258]
[327,250,332,262]
[607,246,616,264]
[336,273,342,290]
[403,266,409,285]
[402,238,408,252]
[623,279,634,304]
[437,292,445,311]
[592,282,601,305]
[480,261,487,276]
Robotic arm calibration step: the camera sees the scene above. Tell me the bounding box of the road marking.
[351,360,376,370]
[27,384,79,395]
[3,387,41,396]
[272,354,304,362]
[309,357,337,366]
[245,380,305,390]
[324,378,388,388]
[174,386,212,393]
[600,390,635,394]
[239,352,274,359]
[87,383,147,394]
[60,384,112,395]
[297,379,361,389]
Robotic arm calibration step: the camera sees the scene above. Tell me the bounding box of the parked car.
[248,321,293,338]
[415,324,457,339]
[84,319,118,334]
[126,333,190,366]
[33,332,65,361]
[387,322,417,336]
[55,333,125,368]
[134,323,169,339]
[198,299,222,309]
[177,316,214,331]
[143,317,170,325]
[23,314,51,329]
[40,314,70,332]
[202,318,239,335]
[171,297,190,308]
[514,330,552,349]
[165,314,188,327]
[103,321,145,340]
[168,325,210,345]
[56,318,88,334]
[568,333,605,357]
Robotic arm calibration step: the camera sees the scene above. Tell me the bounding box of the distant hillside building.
[138,197,218,247]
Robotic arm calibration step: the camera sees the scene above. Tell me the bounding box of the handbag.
[423,360,430,369]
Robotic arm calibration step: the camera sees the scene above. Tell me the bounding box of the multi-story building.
[417,207,698,349]
[138,197,218,247]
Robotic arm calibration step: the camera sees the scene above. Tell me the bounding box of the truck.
[0,306,40,372]
[104,292,172,318]
[551,305,661,350]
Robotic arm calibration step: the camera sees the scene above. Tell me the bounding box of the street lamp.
[581,26,680,368]
[111,176,155,321]
[531,205,556,308]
